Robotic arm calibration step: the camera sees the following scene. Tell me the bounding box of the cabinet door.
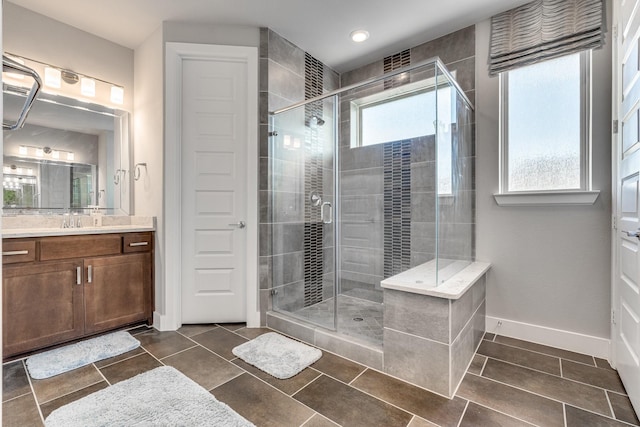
[84,253,152,334]
[3,261,84,358]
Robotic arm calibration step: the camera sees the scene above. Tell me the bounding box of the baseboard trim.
[486,316,610,360]
[153,312,177,331]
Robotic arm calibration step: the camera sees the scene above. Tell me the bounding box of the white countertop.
[2,216,155,238]
[381,260,491,300]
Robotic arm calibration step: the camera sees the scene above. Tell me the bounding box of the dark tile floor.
[3,325,639,427]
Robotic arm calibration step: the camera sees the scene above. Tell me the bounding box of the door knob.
[623,230,640,239]
[229,221,246,229]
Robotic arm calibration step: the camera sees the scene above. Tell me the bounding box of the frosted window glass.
[507,54,582,192]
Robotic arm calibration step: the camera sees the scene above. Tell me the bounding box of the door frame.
[163,42,259,330]
[610,0,621,368]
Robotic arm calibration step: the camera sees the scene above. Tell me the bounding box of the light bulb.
[81,77,96,97]
[350,30,370,43]
[44,67,62,88]
[110,86,124,104]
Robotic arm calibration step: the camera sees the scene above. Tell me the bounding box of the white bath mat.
[26,331,140,379]
[232,332,322,379]
[45,366,255,427]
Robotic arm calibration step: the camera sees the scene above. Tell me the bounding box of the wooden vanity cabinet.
[84,252,152,334]
[3,260,85,357]
[2,232,154,359]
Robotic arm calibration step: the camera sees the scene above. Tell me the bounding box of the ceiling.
[7,0,528,73]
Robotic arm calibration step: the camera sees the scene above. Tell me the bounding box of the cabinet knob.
[76,266,82,285]
[87,265,93,284]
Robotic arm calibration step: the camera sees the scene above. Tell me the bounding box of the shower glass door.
[269,96,337,331]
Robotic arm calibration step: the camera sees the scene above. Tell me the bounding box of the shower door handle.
[321,202,333,224]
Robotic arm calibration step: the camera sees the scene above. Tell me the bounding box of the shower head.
[308,115,325,127]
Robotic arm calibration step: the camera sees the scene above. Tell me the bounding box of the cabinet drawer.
[40,234,122,261]
[2,240,36,264]
[123,232,153,253]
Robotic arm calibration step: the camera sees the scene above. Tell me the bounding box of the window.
[352,79,455,195]
[500,52,591,194]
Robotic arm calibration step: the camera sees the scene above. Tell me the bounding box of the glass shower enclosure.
[269,58,474,347]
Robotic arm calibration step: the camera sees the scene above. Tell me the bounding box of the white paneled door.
[614,0,640,414]
[180,49,251,323]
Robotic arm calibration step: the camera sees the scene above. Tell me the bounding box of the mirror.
[3,87,131,214]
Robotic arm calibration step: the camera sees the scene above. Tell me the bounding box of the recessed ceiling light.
[350,30,370,43]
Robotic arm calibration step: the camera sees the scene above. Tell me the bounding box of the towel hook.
[134,163,147,181]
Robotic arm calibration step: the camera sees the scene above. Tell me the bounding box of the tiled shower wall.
[339,26,476,295]
[258,29,339,324]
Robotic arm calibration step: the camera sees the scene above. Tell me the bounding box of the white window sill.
[493,191,600,206]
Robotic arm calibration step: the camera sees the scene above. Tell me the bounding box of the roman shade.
[489,0,605,76]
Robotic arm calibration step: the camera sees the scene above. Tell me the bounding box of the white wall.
[4,2,134,113]
[475,6,613,350]
[163,22,259,47]
[133,27,164,316]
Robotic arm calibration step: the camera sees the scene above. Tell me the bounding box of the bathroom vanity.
[2,222,154,360]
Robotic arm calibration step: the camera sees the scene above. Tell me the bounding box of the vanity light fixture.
[16,145,74,162]
[110,86,124,105]
[44,67,62,88]
[6,53,126,107]
[350,30,370,43]
[80,77,96,97]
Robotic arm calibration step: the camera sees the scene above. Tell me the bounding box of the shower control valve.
[310,191,322,206]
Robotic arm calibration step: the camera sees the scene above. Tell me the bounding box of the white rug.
[232,332,322,379]
[45,366,255,427]
[26,331,140,379]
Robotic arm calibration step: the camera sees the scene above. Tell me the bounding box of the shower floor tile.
[294,294,384,347]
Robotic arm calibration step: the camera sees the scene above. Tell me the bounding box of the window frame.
[498,50,593,196]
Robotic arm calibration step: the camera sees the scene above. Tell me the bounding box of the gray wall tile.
[341,60,384,86]
[315,329,384,370]
[383,328,450,397]
[260,256,272,289]
[272,251,305,286]
[268,58,305,103]
[267,29,305,76]
[266,312,315,344]
[384,289,450,343]
[451,306,478,395]
[410,26,475,66]
[271,222,305,255]
[340,144,384,171]
[341,168,384,195]
[341,246,384,276]
[451,285,475,343]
